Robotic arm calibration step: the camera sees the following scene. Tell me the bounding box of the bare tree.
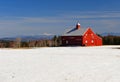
[14,38,21,48]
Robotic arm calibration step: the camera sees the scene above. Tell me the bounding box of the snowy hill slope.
[0,46,120,82]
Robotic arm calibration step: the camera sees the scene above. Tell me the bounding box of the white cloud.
[63,11,120,19]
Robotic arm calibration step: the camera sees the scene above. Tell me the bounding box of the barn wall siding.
[61,36,83,46]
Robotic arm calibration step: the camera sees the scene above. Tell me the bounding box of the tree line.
[0,35,119,48]
[102,35,120,45]
[0,36,61,48]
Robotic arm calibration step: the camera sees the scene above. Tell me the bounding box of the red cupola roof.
[76,23,80,29]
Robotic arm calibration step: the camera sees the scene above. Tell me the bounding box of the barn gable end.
[82,28,102,46]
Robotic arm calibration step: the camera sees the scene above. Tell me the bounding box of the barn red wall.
[82,28,102,46]
[61,36,83,46]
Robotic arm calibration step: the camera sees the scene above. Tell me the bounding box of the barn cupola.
[76,22,81,30]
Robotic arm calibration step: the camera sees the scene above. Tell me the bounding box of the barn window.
[66,41,68,44]
[85,40,88,43]
[91,40,94,43]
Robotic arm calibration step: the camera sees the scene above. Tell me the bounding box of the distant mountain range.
[0,35,55,41]
[101,32,120,36]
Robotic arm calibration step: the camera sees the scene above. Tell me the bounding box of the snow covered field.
[0,46,120,82]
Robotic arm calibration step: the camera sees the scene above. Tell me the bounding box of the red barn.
[61,23,102,46]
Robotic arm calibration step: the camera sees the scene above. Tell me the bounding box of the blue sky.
[0,0,120,37]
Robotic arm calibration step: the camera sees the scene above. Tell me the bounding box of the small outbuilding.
[61,23,102,46]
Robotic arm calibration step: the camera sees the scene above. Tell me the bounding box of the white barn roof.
[63,27,87,36]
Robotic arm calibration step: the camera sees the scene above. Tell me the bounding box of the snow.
[0,46,120,82]
[77,23,80,26]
